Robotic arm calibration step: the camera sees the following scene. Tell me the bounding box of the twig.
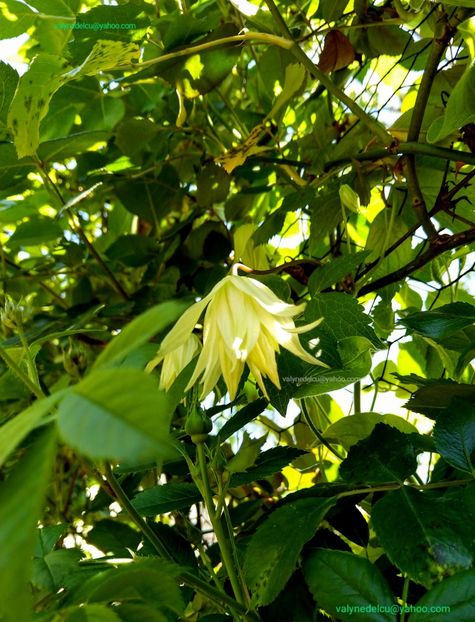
[357,227,475,296]
[34,159,129,300]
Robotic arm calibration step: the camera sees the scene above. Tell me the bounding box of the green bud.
[185,409,212,444]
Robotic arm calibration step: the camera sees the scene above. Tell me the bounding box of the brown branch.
[357,227,475,297]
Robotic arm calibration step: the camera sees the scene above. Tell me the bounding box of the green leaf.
[229,446,306,487]
[7,54,70,159]
[294,335,374,397]
[309,189,344,251]
[408,568,475,621]
[269,63,306,118]
[0,391,63,468]
[8,42,140,158]
[324,413,418,450]
[35,523,68,557]
[113,166,183,222]
[244,497,335,606]
[38,130,111,162]
[428,62,475,142]
[433,398,475,475]
[372,488,473,587]
[71,560,185,615]
[308,252,370,294]
[86,519,141,555]
[32,548,83,592]
[196,163,231,207]
[0,62,18,139]
[0,428,56,622]
[340,423,417,483]
[7,217,64,247]
[302,549,396,622]
[217,398,268,442]
[0,0,36,39]
[57,368,178,463]
[305,293,383,353]
[405,382,475,420]
[132,483,201,516]
[94,300,187,369]
[157,23,241,98]
[399,303,475,339]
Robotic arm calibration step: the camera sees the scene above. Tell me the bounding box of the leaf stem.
[336,478,473,500]
[301,400,345,461]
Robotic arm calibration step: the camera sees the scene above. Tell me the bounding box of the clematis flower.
[148,272,325,399]
[147,332,201,391]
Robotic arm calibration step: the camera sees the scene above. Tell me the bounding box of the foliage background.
[0,0,475,621]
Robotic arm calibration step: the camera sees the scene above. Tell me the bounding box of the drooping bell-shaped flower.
[148,332,201,391]
[148,272,325,399]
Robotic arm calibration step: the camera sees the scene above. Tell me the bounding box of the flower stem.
[101,463,254,619]
[195,442,247,607]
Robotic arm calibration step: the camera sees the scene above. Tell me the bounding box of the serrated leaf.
[372,488,473,587]
[294,336,374,398]
[399,303,475,339]
[71,560,184,615]
[339,423,418,483]
[324,413,418,450]
[405,382,475,420]
[433,398,475,475]
[308,252,370,294]
[305,293,383,351]
[303,549,396,622]
[408,568,475,621]
[244,497,335,606]
[132,483,201,516]
[229,446,306,487]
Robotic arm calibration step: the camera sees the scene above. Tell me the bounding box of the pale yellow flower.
[147,332,201,390]
[149,273,325,399]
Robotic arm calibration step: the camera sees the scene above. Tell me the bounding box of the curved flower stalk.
[148,272,326,399]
